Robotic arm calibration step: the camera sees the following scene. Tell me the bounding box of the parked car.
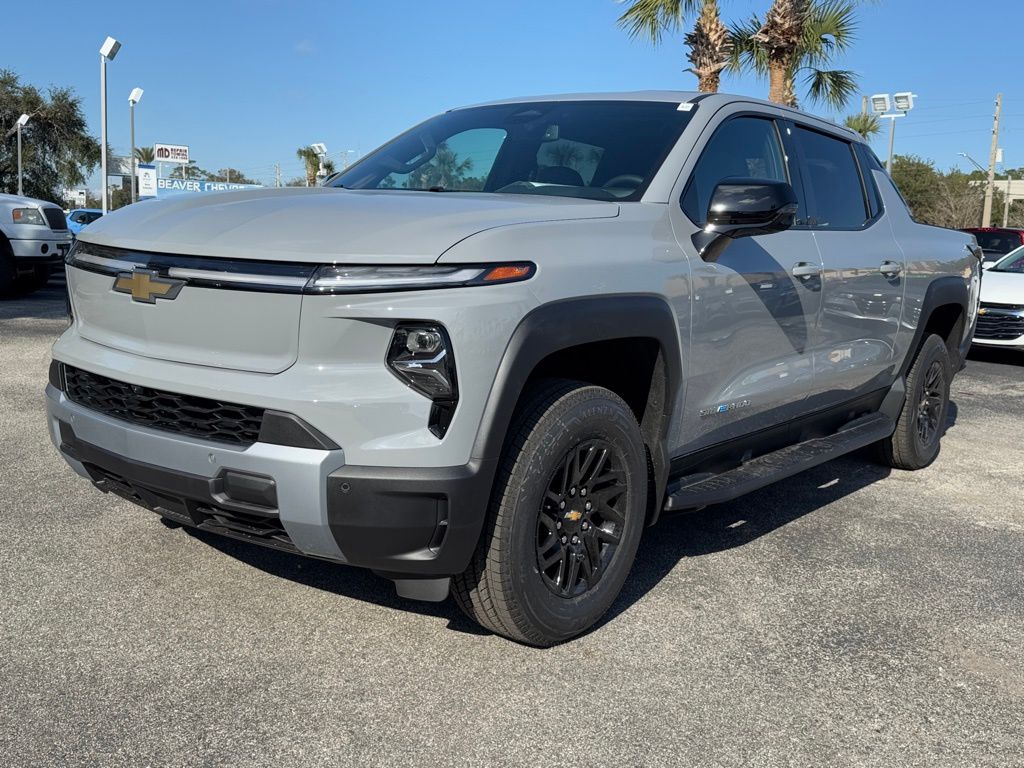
[66,208,104,238]
[47,92,981,645]
[961,227,1024,266]
[973,245,1024,350]
[0,193,72,295]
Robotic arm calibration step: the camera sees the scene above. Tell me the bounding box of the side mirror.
[692,178,799,262]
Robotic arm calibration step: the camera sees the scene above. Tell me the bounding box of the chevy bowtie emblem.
[113,269,184,303]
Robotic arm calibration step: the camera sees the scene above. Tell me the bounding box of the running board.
[663,412,895,512]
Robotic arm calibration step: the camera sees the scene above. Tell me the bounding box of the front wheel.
[877,333,951,470]
[453,380,647,646]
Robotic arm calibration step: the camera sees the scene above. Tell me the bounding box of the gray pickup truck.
[47,92,981,645]
[0,192,72,295]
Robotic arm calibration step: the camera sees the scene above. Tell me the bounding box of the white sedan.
[974,246,1024,349]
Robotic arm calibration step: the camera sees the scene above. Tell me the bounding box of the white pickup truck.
[0,192,72,295]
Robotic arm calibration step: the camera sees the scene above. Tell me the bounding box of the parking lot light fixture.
[128,88,144,203]
[16,113,30,196]
[870,91,916,172]
[99,37,122,214]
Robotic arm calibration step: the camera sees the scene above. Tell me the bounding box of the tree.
[207,168,258,185]
[406,142,473,190]
[617,0,731,92]
[0,69,99,203]
[843,112,880,139]
[134,146,155,164]
[729,0,858,109]
[296,147,336,186]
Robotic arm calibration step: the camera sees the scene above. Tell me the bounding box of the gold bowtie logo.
[113,269,184,303]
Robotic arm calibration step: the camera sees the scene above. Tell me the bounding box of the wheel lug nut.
[556,521,562,530]
[584,501,592,511]
[571,535,579,544]
[569,487,576,496]
[559,501,566,510]
[582,522,589,530]
[561,535,567,544]
[580,488,587,497]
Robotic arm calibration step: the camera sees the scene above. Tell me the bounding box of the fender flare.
[470,294,684,510]
[900,275,970,377]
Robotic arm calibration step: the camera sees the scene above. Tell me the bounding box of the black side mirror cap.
[692,178,799,262]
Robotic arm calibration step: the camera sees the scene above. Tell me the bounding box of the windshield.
[991,245,1024,273]
[333,100,695,201]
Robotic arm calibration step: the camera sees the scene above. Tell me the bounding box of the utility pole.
[982,93,1002,228]
[275,164,281,188]
[1004,175,1013,228]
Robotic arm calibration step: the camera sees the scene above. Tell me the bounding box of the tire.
[878,333,951,470]
[14,265,50,295]
[452,380,647,646]
[0,240,16,297]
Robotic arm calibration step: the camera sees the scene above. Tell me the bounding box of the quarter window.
[796,127,868,228]
[682,117,789,225]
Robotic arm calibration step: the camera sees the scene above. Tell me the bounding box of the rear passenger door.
[791,123,906,401]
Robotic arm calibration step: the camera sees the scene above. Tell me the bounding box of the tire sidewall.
[503,391,647,642]
[906,336,951,466]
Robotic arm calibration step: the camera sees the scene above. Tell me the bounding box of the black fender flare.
[900,275,971,377]
[470,294,683,513]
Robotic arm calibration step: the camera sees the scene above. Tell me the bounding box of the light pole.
[870,92,916,172]
[16,113,30,196]
[310,143,328,185]
[99,36,122,214]
[128,87,143,203]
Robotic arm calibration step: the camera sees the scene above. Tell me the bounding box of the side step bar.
[663,412,895,512]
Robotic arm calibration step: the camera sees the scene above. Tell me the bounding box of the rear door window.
[795,127,868,228]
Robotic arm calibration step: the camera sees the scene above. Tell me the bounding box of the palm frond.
[727,14,769,75]
[804,67,859,109]
[801,0,858,67]
[616,0,696,42]
[843,112,881,139]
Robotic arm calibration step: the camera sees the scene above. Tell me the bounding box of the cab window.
[682,117,788,226]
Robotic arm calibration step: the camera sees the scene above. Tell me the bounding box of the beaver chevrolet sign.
[156,178,263,195]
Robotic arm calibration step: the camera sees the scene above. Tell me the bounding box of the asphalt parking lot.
[2,277,1023,767]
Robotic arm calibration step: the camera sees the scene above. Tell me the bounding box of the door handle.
[879,261,903,277]
[791,262,823,278]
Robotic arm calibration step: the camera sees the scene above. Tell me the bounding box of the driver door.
[669,113,823,453]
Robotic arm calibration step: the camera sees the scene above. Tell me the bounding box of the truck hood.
[77,187,619,263]
[980,269,1024,305]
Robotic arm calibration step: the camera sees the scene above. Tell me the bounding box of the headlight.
[387,323,459,437]
[305,263,534,294]
[12,208,46,226]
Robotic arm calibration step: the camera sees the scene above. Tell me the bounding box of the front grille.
[975,307,1024,341]
[43,207,67,230]
[63,365,264,446]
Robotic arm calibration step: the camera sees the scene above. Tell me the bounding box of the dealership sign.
[156,177,262,195]
[137,164,157,197]
[154,143,190,164]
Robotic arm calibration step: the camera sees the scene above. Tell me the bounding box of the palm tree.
[296,146,320,186]
[843,112,880,139]
[685,0,732,92]
[729,0,858,109]
[133,146,155,164]
[617,0,731,93]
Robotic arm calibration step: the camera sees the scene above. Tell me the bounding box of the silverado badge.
[113,269,184,304]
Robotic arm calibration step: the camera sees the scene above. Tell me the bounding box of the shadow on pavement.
[179,401,960,644]
[0,272,69,322]
[967,345,1024,368]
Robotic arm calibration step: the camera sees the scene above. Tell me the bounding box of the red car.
[961,227,1024,261]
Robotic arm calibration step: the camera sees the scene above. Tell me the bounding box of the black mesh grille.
[43,207,67,230]
[975,307,1024,341]
[63,365,264,446]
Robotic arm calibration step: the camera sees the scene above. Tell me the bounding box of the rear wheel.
[453,380,647,646]
[878,333,951,470]
[0,240,16,297]
[15,265,50,294]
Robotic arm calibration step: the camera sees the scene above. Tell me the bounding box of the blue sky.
[6,0,1022,187]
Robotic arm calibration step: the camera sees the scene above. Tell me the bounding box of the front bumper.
[9,235,71,262]
[45,383,493,578]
